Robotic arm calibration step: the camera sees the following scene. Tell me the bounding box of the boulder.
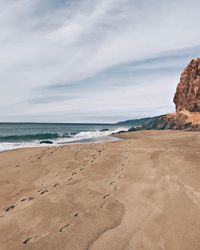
[40,140,53,144]
[100,128,109,132]
[128,127,137,132]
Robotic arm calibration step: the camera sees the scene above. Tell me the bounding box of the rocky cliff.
[143,58,200,131]
[174,58,200,112]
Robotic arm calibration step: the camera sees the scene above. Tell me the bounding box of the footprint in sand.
[80,168,84,171]
[100,202,106,208]
[40,190,48,195]
[59,224,70,232]
[53,183,60,187]
[68,177,73,181]
[23,236,38,244]
[118,175,124,179]
[113,186,120,191]
[22,233,48,244]
[103,194,111,199]
[72,172,77,176]
[4,205,15,212]
[73,212,79,217]
[109,181,116,186]
[21,197,35,202]
[27,197,35,201]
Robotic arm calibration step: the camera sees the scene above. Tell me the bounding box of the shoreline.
[0,135,121,153]
[1,130,200,249]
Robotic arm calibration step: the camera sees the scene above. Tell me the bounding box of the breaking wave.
[0,127,128,152]
[0,133,72,142]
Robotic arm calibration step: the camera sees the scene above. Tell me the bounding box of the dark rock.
[128,127,137,132]
[111,130,126,135]
[100,128,109,132]
[40,140,53,144]
[142,112,200,131]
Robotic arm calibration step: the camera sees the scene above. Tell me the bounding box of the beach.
[1,130,200,250]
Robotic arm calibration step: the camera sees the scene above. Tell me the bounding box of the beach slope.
[0,130,200,249]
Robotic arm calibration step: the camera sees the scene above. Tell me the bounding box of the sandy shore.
[1,130,200,250]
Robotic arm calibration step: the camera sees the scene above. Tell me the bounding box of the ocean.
[0,123,128,152]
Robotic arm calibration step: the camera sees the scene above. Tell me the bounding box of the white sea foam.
[74,127,128,139]
[0,127,128,152]
[0,142,38,152]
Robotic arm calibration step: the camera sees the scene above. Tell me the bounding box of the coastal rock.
[173,58,200,112]
[111,130,126,135]
[128,127,138,132]
[142,58,200,131]
[40,140,53,144]
[143,111,200,130]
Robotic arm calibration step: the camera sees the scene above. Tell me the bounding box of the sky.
[0,0,200,123]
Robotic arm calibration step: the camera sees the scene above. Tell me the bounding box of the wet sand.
[0,130,200,250]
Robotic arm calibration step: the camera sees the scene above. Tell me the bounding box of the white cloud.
[0,0,200,122]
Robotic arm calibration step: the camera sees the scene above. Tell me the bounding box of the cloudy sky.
[0,0,200,123]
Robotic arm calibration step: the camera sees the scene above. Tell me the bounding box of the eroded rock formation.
[143,111,200,131]
[174,58,200,112]
[142,58,200,131]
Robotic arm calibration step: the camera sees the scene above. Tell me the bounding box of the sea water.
[0,123,128,152]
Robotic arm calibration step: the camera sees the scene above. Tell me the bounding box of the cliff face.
[142,58,200,131]
[173,58,200,112]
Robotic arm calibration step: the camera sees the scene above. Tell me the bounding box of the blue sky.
[0,0,200,123]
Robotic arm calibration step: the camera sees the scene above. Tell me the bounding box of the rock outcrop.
[174,58,200,112]
[40,140,53,144]
[142,58,200,131]
[143,111,200,131]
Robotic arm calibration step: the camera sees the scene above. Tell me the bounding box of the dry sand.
[0,130,200,250]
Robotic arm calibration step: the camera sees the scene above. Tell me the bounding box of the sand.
[1,130,200,250]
